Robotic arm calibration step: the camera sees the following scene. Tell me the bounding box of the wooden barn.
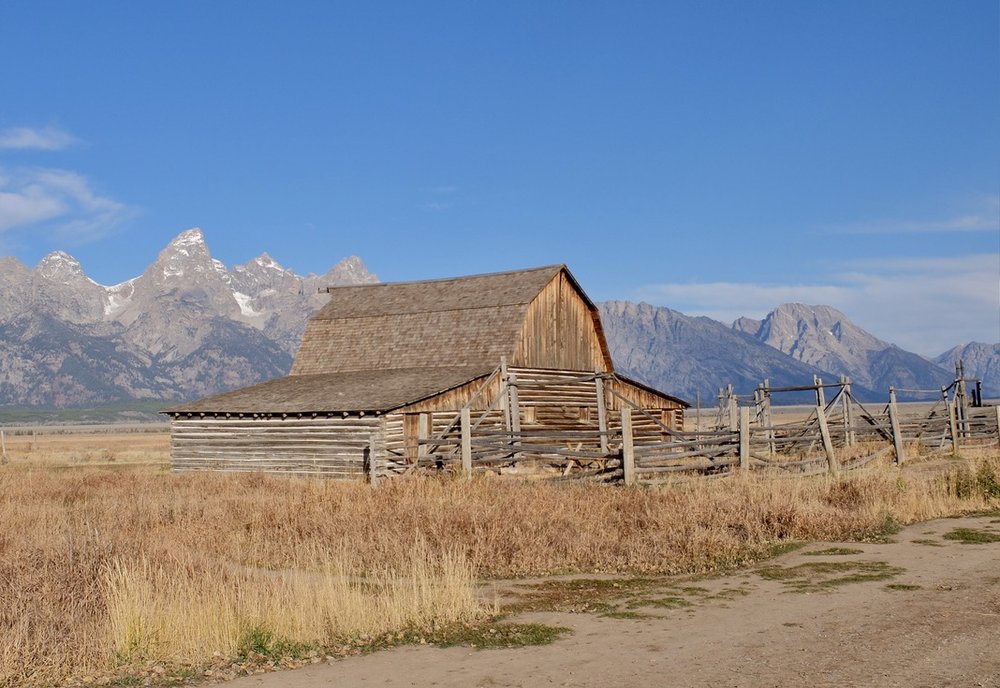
[165,265,687,481]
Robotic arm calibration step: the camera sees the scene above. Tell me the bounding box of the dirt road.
[225,515,1000,688]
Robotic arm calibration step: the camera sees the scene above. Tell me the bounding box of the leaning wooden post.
[816,397,838,474]
[994,406,1000,445]
[739,406,750,471]
[460,407,472,479]
[595,371,609,455]
[621,407,636,486]
[888,387,906,465]
[0,430,7,465]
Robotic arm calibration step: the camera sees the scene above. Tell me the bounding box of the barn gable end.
[513,268,612,372]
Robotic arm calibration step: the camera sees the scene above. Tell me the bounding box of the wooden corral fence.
[378,367,629,484]
[385,362,998,486]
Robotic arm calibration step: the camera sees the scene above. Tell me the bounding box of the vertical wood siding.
[513,273,612,372]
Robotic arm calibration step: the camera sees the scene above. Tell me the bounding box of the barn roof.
[312,264,567,319]
[291,264,598,376]
[165,366,491,415]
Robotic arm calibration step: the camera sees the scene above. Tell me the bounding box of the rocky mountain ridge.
[0,228,376,406]
[733,302,959,395]
[0,231,994,409]
[608,300,996,403]
[600,301,864,404]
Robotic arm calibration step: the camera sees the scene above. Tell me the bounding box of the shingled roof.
[167,366,490,414]
[291,264,578,376]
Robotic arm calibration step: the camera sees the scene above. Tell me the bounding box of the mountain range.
[0,229,375,407]
[0,229,995,411]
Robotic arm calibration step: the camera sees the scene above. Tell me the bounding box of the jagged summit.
[170,227,206,246]
[36,251,86,281]
[325,255,378,284]
[253,252,284,271]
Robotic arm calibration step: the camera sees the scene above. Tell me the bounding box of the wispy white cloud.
[826,196,999,235]
[0,167,137,242]
[633,253,1000,355]
[0,125,77,151]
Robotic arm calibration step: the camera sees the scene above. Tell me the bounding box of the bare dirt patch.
[223,515,1000,688]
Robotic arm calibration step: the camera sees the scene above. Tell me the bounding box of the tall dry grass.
[103,543,480,666]
[1,455,997,685]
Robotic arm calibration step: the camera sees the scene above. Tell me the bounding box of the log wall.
[170,414,383,478]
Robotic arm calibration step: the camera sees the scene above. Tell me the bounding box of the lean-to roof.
[165,366,491,415]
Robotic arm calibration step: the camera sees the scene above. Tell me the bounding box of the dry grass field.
[1,430,998,686]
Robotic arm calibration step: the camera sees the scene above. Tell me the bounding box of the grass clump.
[942,528,1000,544]
[398,621,570,649]
[638,596,693,609]
[757,561,905,592]
[885,583,921,591]
[945,459,1000,500]
[802,547,864,556]
[235,625,313,662]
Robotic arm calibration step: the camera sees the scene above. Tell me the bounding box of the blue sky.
[0,1,997,355]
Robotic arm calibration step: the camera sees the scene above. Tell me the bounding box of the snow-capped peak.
[254,252,284,271]
[170,227,206,248]
[36,251,85,281]
[158,227,214,278]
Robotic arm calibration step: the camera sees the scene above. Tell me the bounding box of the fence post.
[460,407,472,479]
[841,376,855,447]
[888,387,905,465]
[739,406,750,471]
[500,357,511,431]
[1,430,7,465]
[947,401,959,455]
[595,372,609,455]
[417,413,430,462]
[366,436,382,486]
[622,407,636,486]
[762,379,775,457]
[508,374,521,461]
[727,385,738,432]
[995,406,1000,445]
[955,361,968,439]
[816,401,838,474]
